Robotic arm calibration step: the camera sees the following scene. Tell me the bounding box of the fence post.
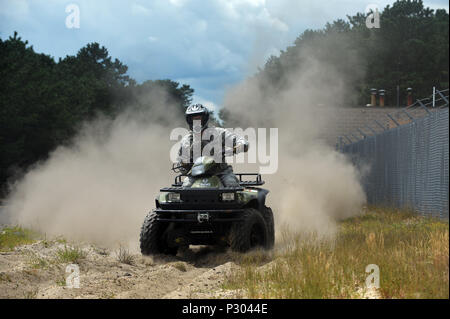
[433,86,436,107]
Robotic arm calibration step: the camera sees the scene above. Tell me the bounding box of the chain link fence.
[338,90,449,219]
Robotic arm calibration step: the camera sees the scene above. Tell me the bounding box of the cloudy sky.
[1,0,448,111]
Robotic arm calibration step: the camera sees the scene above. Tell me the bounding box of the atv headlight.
[167,192,181,202]
[221,192,235,201]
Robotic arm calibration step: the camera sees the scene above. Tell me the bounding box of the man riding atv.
[139,104,274,255]
[176,103,249,187]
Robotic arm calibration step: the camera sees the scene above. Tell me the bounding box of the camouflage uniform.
[176,127,249,187]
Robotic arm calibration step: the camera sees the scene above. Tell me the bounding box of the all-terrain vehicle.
[140,155,275,255]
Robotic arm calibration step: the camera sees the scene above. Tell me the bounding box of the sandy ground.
[0,238,245,299]
[0,221,382,299]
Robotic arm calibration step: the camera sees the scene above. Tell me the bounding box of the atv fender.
[257,189,269,212]
[240,188,269,212]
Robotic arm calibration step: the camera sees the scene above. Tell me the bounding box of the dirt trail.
[0,239,244,299]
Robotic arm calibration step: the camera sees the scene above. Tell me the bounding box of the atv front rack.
[162,186,244,192]
[236,173,264,186]
[172,173,264,187]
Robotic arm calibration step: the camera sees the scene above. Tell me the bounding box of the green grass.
[56,276,67,287]
[29,254,50,269]
[0,226,40,251]
[224,207,449,299]
[55,245,86,263]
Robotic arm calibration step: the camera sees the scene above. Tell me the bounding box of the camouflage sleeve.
[176,134,193,173]
[216,127,249,153]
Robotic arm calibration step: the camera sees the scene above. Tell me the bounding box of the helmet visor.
[187,115,207,132]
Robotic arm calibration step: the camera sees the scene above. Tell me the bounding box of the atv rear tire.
[229,208,271,252]
[140,210,178,256]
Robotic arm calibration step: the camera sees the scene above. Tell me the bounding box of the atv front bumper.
[154,209,245,223]
[154,208,246,246]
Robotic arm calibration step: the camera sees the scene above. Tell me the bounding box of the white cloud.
[131,3,151,15]
[0,0,30,18]
[1,0,447,107]
[256,7,289,32]
[195,20,208,33]
[193,96,219,113]
[169,0,187,7]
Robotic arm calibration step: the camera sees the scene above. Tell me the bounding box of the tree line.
[0,33,194,194]
[222,0,449,116]
[1,0,448,194]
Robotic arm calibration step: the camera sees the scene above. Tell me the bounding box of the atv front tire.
[140,210,178,256]
[229,208,271,252]
[263,206,275,249]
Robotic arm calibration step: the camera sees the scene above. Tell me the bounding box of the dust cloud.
[4,33,366,249]
[223,41,367,238]
[5,89,184,250]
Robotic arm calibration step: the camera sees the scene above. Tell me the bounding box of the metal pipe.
[370,88,377,106]
[407,88,413,106]
[379,89,385,107]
